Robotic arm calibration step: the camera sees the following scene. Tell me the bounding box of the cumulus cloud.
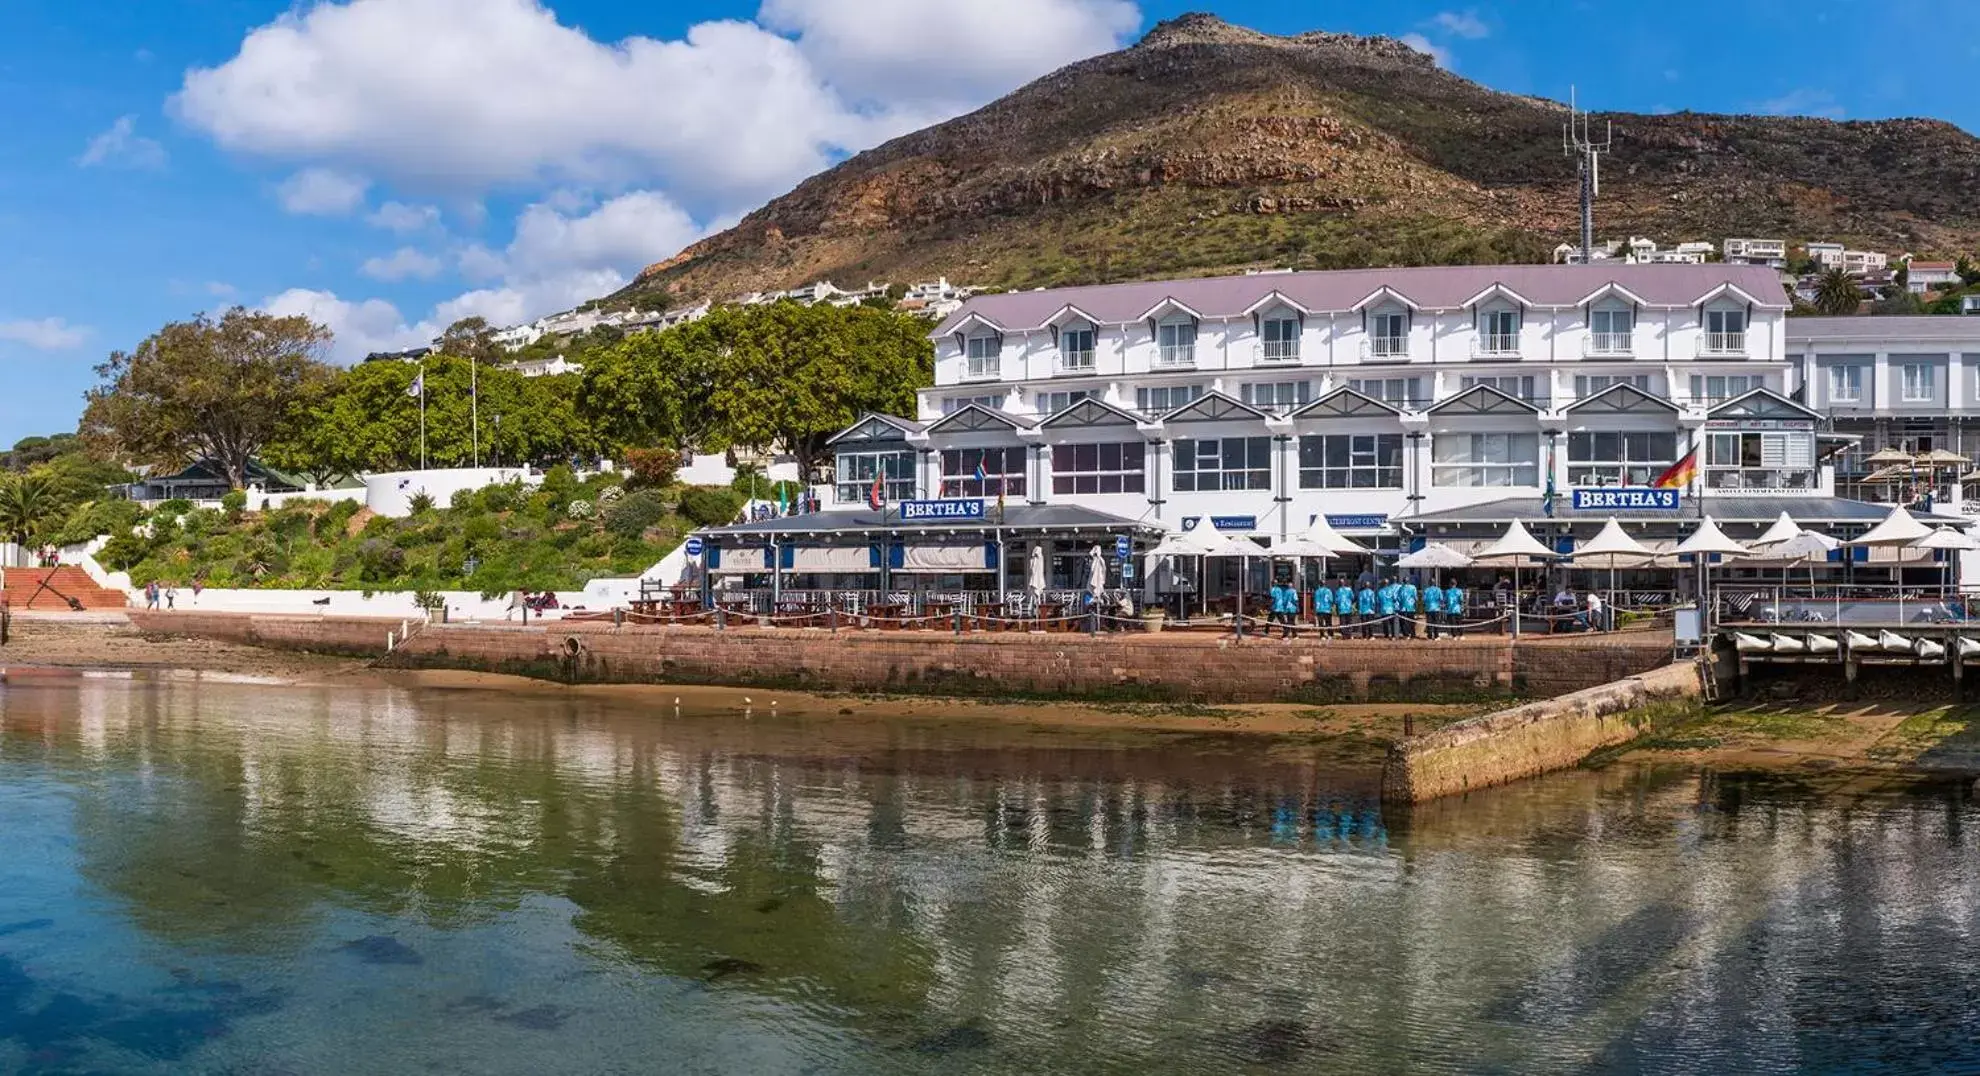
[171,0,1142,211]
[368,200,442,233]
[277,167,371,215]
[78,115,167,169]
[0,318,92,350]
[360,246,445,281]
[262,288,434,362]
[1400,33,1451,68]
[1429,10,1489,39]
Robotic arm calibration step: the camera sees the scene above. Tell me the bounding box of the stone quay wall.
[127,612,1674,704]
[1381,660,1705,804]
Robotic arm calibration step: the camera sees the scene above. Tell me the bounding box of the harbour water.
[2,674,1978,1074]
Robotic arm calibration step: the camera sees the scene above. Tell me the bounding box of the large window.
[939,447,1027,497]
[1037,390,1092,415]
[1575,374,1651,399]
[1052,442,1146,495]
[1704,309,1746,353]
[1156,319,1197,367]
[1460,375,1540,405]
[1135,384,1203,415]
[1298,434,1403,489]
[1347,377,1424,408]
[1261,316,1300,362]
[1827,365,1864,403]
[1479,309,1520,353]
[964,334,1000,379]
[1590,308,1634,353]
[1689,375,1760,405]
[1706,430,1815,489]
[836,449,916,504]
[1432,432,1539,487]
[1369,312,1408,357]
[1901,363,1937,402]
[1240,380,1312,412]
[1567,431,1679,487]
[1173,437,1272,492]
[1060,326,1096,372]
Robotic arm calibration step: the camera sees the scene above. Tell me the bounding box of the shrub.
[98,532,151,571]
[156,498,194,517]
[622,447,680,490]
[316,498,362,539]
[477,480,523,514]
[407,491,436,515]
[605,489,671,540]
[541,464,579,499]
[220,489,247,516]
[677,486,743,527]
[356,538,405,583]
[450,488,478,512]
[567,499,595,520]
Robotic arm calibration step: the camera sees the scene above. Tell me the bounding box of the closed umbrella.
[1026,544,1047,601]
[1087,545,1107,596]
[1471,520,1559,635]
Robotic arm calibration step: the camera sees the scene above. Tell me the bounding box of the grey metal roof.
[1787,316,1980,345]
[935,264,1788,335]
[697,503,1164,539]
[1402,495,1970,528]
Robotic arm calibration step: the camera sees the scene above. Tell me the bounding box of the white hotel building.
[698,264,1966,594]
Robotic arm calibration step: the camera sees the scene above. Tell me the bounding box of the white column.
[1950,352,1966,413]
[1873,351,1890,411]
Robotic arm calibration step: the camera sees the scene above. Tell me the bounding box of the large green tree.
[0,473,65,546]
[80,308,336,489]
[435,316,501,365]
[1813,268,1861,316]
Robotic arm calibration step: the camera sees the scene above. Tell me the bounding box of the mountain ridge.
[613,13,1980,309]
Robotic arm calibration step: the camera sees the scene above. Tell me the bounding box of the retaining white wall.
[164,588,596,622]
[245,487,366,512]
[363,468,541,518]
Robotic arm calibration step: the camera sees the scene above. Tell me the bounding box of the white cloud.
[78,115,167,169]
[262,288,434,362]
[1751,88,1844,119]
[360,246,445,281]
[0,318,92,350]
[171,0,1141,211]
[206,281,240,298]
[1400,33,1451,68]
[277,167,371,215]
[1429,10,1489,39]
[367,200,442,233]
[456,243,507,283]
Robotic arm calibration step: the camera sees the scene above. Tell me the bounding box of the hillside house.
[1724,238,1787,268]
[1908,261,1960,294]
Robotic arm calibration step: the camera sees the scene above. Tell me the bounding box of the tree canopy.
[1812,269,1862,316]
[80,308,337,489]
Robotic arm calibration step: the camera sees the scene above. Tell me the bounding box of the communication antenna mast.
[1562,87,1612,264]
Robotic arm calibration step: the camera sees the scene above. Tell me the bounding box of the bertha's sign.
[898,498,986,521]
[1570,488,1679,512]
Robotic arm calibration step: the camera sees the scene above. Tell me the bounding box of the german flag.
[1651,449,1698,490]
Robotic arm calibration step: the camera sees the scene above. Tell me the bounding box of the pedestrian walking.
[144,580,160,611]
[1399,578,1420,639]
[1423,579,1445,639]
[164,586,176,611]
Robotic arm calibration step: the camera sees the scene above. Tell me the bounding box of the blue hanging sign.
[898,498,986,521]
[1211,515,1257,531]
[1114,534,1131,560]
[1570,488,1679,512]
[1324,514,1389,530]
[683,536,704,557]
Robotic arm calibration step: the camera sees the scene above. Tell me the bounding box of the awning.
[789,546,874,572]
[895,544,993,573]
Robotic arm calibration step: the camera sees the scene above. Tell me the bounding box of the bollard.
[386,630,395,652]
[954,609,963,635]
[1088,610,1098,636]
[614,607,625,628]
[716,606,726,631]
[830,606,838,634]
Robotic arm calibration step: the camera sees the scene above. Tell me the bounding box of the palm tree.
[0,473,64,547]
[1814,268,1862,315]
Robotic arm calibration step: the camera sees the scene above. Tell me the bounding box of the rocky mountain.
[614,13,1980,309]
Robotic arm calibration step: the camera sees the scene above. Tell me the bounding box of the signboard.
[898,498,986,522]
[1211,515,1257,532]
[1324,514,1389,530]
[1182,516,1202,531]
[1114,535,1131,560]
[1570,488,1679,512]
[1121,561,1136,582]
[1705,419,1812,431]
[683,536,705,557]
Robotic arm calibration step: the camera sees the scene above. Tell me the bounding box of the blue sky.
[4,0,1977,446]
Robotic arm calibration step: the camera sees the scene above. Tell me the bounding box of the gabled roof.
[948,311,1004,336]
[931,264,1791,337]
[1460,282,1535,309]
[1137,296,1204,322]
[1351,285,1419,312]
[1038,303,1102,329]
[924,403,1035,434]
[1694,281,1767,307]
[1427,384,1539,416]
[1240,290,1309,317]
[1707,387,1822,421]
[1287,387,1403,420]
[827,412,926,446]
[1160,391,1269,424]
[1563,383,1680,416]
[1038,397,1142,429]
[1577,281,1650,307]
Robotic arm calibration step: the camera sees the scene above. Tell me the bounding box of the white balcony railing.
[961,361,1000,382]
[1058,349,1096,374]
[1259,340,1301,364]
[1471,333,1520,358]
[1155,344,1196,369]
[1361,336,1409,361]
[1700,332,1748,357]
[1584,332,1634,357]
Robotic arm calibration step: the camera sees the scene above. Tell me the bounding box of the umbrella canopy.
[1575,518,1655,563]
[1270,535,1335,559]
[1742,529,1838,563]
[1864,446,1916,465]
[1472,520,1559,563]
[1298,514,1372,555]
[1148,527,1224,557]
[1026,544,1047,595]
[1673,516,1750,558]
[1917,449,1971,467]
[1086,545,1107,594]
[1201,533,1263,559]
[1397,543,1474,569]
[1912,526,1980,552]
[1862,464,1914,484]
[1751,511,1804,548]
[1850,505,1934,547]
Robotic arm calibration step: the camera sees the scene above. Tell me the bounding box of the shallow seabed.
[1,675,1977,1074]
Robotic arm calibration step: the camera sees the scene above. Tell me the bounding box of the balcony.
[960,361,1001,383]
[1471,333,1521,359]
[1698,332,1748,358]
[1057,348,1096,375]
[1706,468,1816,491]
[1360,336,1410,362]
[1259,341,1301,364]
[1583,332,1635,358]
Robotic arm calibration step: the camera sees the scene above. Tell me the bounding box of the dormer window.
[1369,312,1408,357]
[1703,309,1747,355]
[1479,309,1520,355]
[1059,323,1096,372]
[1261,315,1300,363]
[1590,308,1634,355]
[964,334,1000,379]
[1156,319,1198,368]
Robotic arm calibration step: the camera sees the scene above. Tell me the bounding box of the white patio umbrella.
[1470,520,1559,635]
[1742,528,1840,617]
[1026,543,1047,599]
[1271,535,1335,558]
[1850,505,1933,547]
[1202,532,1261,634]
[1912,526,1979,600]
[1299,514,1372,555]
[1575,518,1656,619]
[1086,544,1107,596]
[1751,511,1804,549]
[1396,544,1474,570]
[1674,517,1749,635]
[1148,525,1223,622]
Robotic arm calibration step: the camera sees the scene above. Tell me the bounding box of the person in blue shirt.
[1444,583,1466,638]
[1267,578,1298,640]
[1398,578,1420,639]
[1422,579,1446,639]
[1335,579,1357,638]
[1377,578,1400,639]
[1313,578,1336,635]
[1356,580,1377,638]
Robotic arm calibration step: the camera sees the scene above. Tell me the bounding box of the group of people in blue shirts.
[1263,576,1467,640]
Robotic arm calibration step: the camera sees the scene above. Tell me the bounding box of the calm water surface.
[2,674,1978,1074]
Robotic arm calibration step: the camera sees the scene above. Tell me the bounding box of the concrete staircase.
[2,567,130,611]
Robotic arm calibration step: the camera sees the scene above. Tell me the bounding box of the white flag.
[407,372,424,398]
